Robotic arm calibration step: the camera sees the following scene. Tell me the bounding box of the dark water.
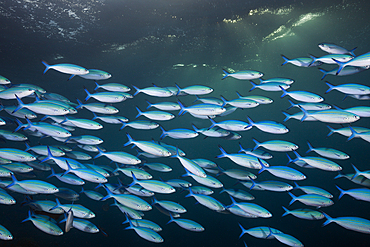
[1,0,370,246]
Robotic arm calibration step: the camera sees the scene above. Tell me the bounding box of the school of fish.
[0,43,370,246]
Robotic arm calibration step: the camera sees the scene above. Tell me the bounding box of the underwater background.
[1,0,370,246]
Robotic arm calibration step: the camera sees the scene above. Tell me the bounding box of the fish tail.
[192,95,200,103]
[351,164,361,180]
[246,116,254,127]
[50,198,62,211]
[325,81,334,94]
[192,124,199,133]
[321,212,333,227]
[216,145,227,158]
[308,54,317,67]
[292,182,300,190]
[326,125,335,137]
[132,85,140,96]
[118,120,127,131]
[24,142,31,151]
[335,185,345,199]
[238,142,244,153]
[12,94,24,114]
[306,141,313,154]
[286,153,294,165]
[208,116,216,129]
[167,213,175,224]
[177,100,186,116]
[221,69,229,80]
[159,126,167,140]
[76,98,84,109]
[281,55,290,66]
[288,192,296,205]
[251,138,260,151]
[298,106,308,122]
[281,111,291,122]
[135,106,142,118]
[14,118,24,132]
[123,133,134,147]
[334,171,344,180]
[349,47,357,57]
[40,146,53,163]
[238,223,247,239]
[282,206,290,217]
[220,95,227,107]
[249,81,256,92]
[145,100,152,109]
[93,146,104,159]
[286,99,296,110]
[332,58,345,75]
[94,81,100,91]
[91,112,98,120]
[279,86,288,98]
[249,178,256,190]
[318,68,328,80]
[175,83,181,96]
[41,60,51,74]
[84,87,92,101]
[185,186,194,198]
[5,173,18,189]
[257,158,266,174]
[47,167,56,179]
[22,210,33,223]
[347,126,358,142]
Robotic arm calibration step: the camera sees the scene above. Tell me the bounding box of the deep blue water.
[1,0,370,246]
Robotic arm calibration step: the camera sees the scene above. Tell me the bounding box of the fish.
[152,197,187,213]
[258,159,306,181]
[318,43,357,56]
[133,85,172,97]
[288,192,333,207]
[336,185,370,202]
[222,68,263,80]
[84,87,126,103]
[78,69,111,80]
[247,116,289,134]
[167,214,204,232]
[175,84,213,95]
[94,81,130,92]
[306,141,349,159]
[282,206,324,220]
[333,51,370,74]
[325,81,370,95]
[41,60,89,79]
[177,100,226,116]
[185,187,225,211]
[124,217,164,243]
[229,196,272,218]
[124,133,171,157]
[172,148,206,178]
[280,86,324,103]
[322,212,370,234]
[128,172,175,194]
[252,138,298,152]
[136,106,175,121]
[76,99,119,114]
[22,210,63,236]
[281,55,322,67]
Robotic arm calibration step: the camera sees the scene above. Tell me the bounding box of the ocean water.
[1,0,370,246]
